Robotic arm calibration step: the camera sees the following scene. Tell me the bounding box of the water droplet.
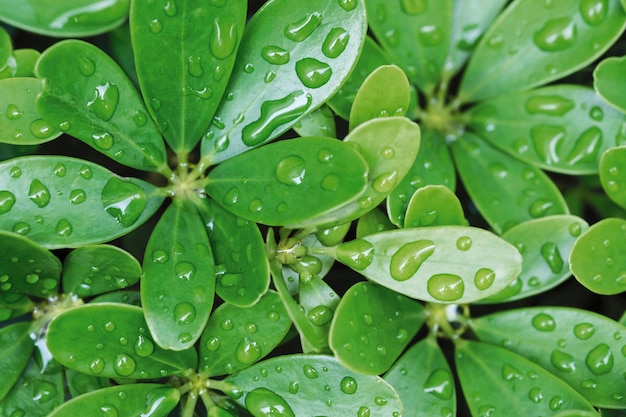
[532,313,556,331]
[151,249,168,264]
[585,343,613,375]
[174,302,196,325]
[0,190,16,214]
[55,219,72,237]
[12,222,30,235]
[28,179,51,208]
[336,239,375,270]
[25,273,40,284]
[338,0,357,11]
[87,82,119,121]
[276,155,306,185]
[423,369,453,399]
[502,363,524,380]
[529,199,554,218]
[175,261,195,281]
[565,126,602,165]
[261,46,290,65]
[322,27,350,58]
[149,19,163,34]
[101,177,147,227]
[358,406,371,417]
[236,337,262,364]
[164,0,177,16]
[6,104,22,120]
[541,242,564,273]
[474,268,495,290]
[321,174,341,191]
[91,132,114,150]
[245,388,295,417]
[245,323,258,333]
[285,12,322,42]
[114,353,136,377]
[390,239,435,281]
[372,171,398,193]
[533,17,577,52]
[288,381,299,394]
[89,357,105,374]
[104,321,116,332]
[68,188,87,205]
[528,387,544,403]
[307,305,333,326]
[58,121,71,130]
[99,404,118,417]
[134,335,154,357]
[531,125,565,165]
[295,58,332,88]
[456,236,472,251]
[249,198,263,213]
[303,364,318,379]
[338,376,358,395]
[574,322,595,340]
[78,57,95,76]
[525,95,575,116]
[9,166,21,178]
[551,349,576,372]
[549,396,564,411]
[419,25,443,46]
[580,0,607,25]
[267,310,280,322]
[221,319,234,331]
[29,119,55,139]
[569,222,582,237]
[210,17,238,59]
[205,336,221,352]
[427,273,464,301]
[32,380,57,403]
[400,0,426,14]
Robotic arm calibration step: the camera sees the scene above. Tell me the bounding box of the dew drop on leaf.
[87,82,119,122]
[89,357,105,374]
[69,188,87,205]
[100,404,118,417]
[9,166,21,178]
[372,171,398,193]
[585,343,614,375]
[175,261,196,281]
[55,219,72,237]
[423,368,453,399]
[338,0,357,11]
[580,0,607,25]
[525,95,575,116]
[284,12,322,42]
[245,388,295,417]
[206,336,221,351]
[307,305,333,326]
[336,239,375,271]
[574,322,595,340]
[114,353,136,377]
[533,17,578,52]
[221,319,234,331]
[6,104,22,120]
[340,376,358,394]
[322,27,350,58]
[427,273,464,301]
[149,19,163,34]
[531,125,565,165]
[540,242,564,273]
[261,46,290,65]
[236,337,262,364]
[134,334,154,357]
[400,0,426,14]
[321,174,341,191]
[389,240,435,281]
[295,58,332,88]
[0,190,16,214]
[174,302,196,325]
[92,132,114,150]
[210,17,238,59]
[32,380,57,403]
[565,126,602,165]
[528,387,544,403]
[456,236,472,251]
[531,313,556,331]
[528,199,554,218]
[357,406,370,417]
[288,381,299,394]
[164,0,177,16]
[276,155,306,185]
[77,56,95,76]
[101,178,147,227]
[303,364,318,379]
[79,165,93,179]
[418,25,443,46]
[550,349,576,372]
[474,268,495,290]
[28,179,51,208]
[267,310,280,322]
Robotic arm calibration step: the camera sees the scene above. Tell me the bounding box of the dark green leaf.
[297,272,341,352]
[404,184,466,228]
[65,368,111,398]
[0,49,40,79]
[0,27,10,70]
[599,146,626,209]
[90,290,142,306]
[108,23,139,87]
[0,321,34,403]
[292,105,336,138]
[356,207,395,239]
[0,292,34,322]
[594,56,626,113]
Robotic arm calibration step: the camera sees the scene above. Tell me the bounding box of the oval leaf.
[404,184,466,228]
[293,104,336,138]
[356,206,396,239]
[594,56,626,113]
[0,322,34,403]
[599,145,626,209]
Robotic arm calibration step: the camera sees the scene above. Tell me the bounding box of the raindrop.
[295,58,332,88]
[249,198,263,213]
[89,357,105,374]
[533,17,577,52]
[133,110,148,127]
[529,199,554,218]
[175,261,195,280]
[528,387,544,403]
[338,0,357,11]
[336,239,375,270]
[152,249,169,263]
[589,106,604,121]
[267,311,280,322]
[551,349,576,372]
[427,273,464,301]
[101,177,147,227]
[549,396,564,411]
[87,82,119,121]
[423,369,453,399]
[223,187,239,205]
[104,321,116,332]
[540,242,564,273]
[358,406,371,417]
[303,364,318,379]
[574,322,596,340]
[418,25,443,46]
[532,313,556,331]
[164,0,177,16]
[174,302,196,325]
[565,126,602,166]
[29,119,55,139]
[25,273,40,284]
[340,376,358,394]
[474,268,495,290]
[59,121,71,130]
[149,19,163,34]
[6,104,22,120]
[264,71,276,83]
[186,55,204,78]
[183,85,213,99]
[245,388,295,417]
[178,333,192,343]
[285,12,322,42]
[221,319,234,331]
[261,46,290,65]
[456,236,472,251]
[134,335,154,357]
[54,163,67,177]
[389,239,435,281]
[211,17,238,59]
[114,353,136,377]
[92,132,114,150]
[322,28,350,58]
[321,174,341,191]
[569,222,582,237]
[9,167,21,178]
[206,337,221,351]
[78,57,95,76]
[32,380,57,403]
[276,155,306,185]
[246,323,258,333]
[400,0,426,14]
[13,222,30,235]
[580,0,607,25]
[525,95,575,116]
[307,305,333,326]
[502,363,524,380]
[372,171,398,193]
[28,179,51,208]
[585,343,614,375]
[0,190,16,214]
[531,125,565,165]
[236,337,262,364]
[288,381,299,394]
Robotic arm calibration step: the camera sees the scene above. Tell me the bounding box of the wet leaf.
[315,222,351,247]
[297,272,341,352]
[224,354,403,417]
[329,281,424,375]
[36,40,168,173]
[0,292,34,323]
[65,368,111,398]
[199,291,291,377]
[334,226,522,303]
[142,199,215,351]
[0,321,34,403]
[356,206,395,239]
[0,49,41,79]
[46,303,197,379]
[205,137,368,226]
[569,217,626,295]
[459,0,626,103]
[0,156,165,249]
[293,104,336,138]
[599,145,626,209]
[131,0,246,154]
[201,0,367,164]
[90,290,142,306]
[594,56,626,113]
[452,131,568,234]
[471,307,626,408]
[0,27,10,70]
[403,184,466,228]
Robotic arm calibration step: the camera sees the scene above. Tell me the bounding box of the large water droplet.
[427,274,464,301]
[92,131,114,150]
[69,188,87,205]
[389,239,435,281]
[114,353,136,377]
[340,376,358,394]
[565,126,602,165]
[307,305,334,326]
[174,302,196,325]
[585,343,614,375]
[338,0,357,11]
[285,12,322,42]
[323,27,350,58]
[134,334,155,357]
[175,261,196,281]
[540,242,563,273]
[56,219,73,237]
[276,155,306,185]
[28,179,51,208]
[580,0,607,25]
[211,17,238,59]
[400,0,426,14]
[29,119,55,139]
[87,82,119,121]
[187,55,204,77]
[336,239,375,270]
[372,171,398,193]
[245,388,295,417]
[574,322,595,340]
[295,58,332,88]
[303,364,318,379]
[0,190,16,214]
[423,369,453,400]
[532,313,556,331]
[533,17,577,52]
[6,103,22,120]
[89,357,105,374]
[551,349,576,372]
[236,337,262,364]
[531,125,565,165]
[101,178,147,227]
[525,95,575,116]
[474,268,495,290]
[261,46,290,65]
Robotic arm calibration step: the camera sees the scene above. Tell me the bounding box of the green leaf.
[0,156,165,249]
[0,0,129,37]
[201,0,368,164]
[404,184,466,228]
[130,0,246,154]
[316,222,351,247]
[349,65,410,130]
[108,24,139,87]
[282,233,337,291]
[65,368,110,398]
[451,131,568,234]
[329,281,424,375]
[356,207,395,239]
[199,290,291,377]
[47,303,197,379]
[468,85,626,174]
[0,78,61,145]
[36,40,168,173]
[334,226,522,303]
[292,105,336,138]
[599,146,626,209]
[195,198,269,307]
[47,384,179,417]
[365,0,452,95]
[90,290,141,306]
[456,340,598,417]
[384,336,456,417]
[205,137,368,226]
[481,215,589,303]
[297,272,341,353]
[458,0,626,103]
[142,199,215,351]
[0,27,10,70]
[570,217,626,295]
[0,231,61,297]
[594,56,626,113]
[224,354,403,417]
[0,292,34,323]
[0,49,41,79]
[0,321,34,403]
[471,307,626,408]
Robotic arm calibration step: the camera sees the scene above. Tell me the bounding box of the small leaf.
[0,292,34,323]
[0,321,34,403]
[224,354,403,417]
[297,272,341,352]
[570,217,626,295]
[0,156,165,249]
[65,368,110,398]
[599,146,626,209]
[335,226,522,303]
[142,199,215,351]
[47,384,179,417]
[199,291,291,377]
[471,307,626,408]
[329,281,424,375]
[403,184,466,228]
[293,104,336,138]
[46,303,197,379]
[90,290,142,306]
[594,56,626,113]
[0,49,41,79]
[356,207,395,239]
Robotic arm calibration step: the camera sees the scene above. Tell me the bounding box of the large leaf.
[0,156,165,249]
[458,0,626,103]
[142,199,215,351]
[130,0,246,154]
[0,322,34,403]
[599,145,626,210]
[334,226,522,304]
[201,0,368,164]
[594,56,626,113]
[36,40,168,173]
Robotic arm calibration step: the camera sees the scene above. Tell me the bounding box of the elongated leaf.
[47,384,179,417]
[0,77,61,145]
[199,291,291,377]
[329,281,424,375]
[452,131,568,234]
[594,56,626,113]
[201,0,367,164]
[224,354,403,417]
[293,104,336,138]
[334,226,522,303]
[62,244,141,297]
[384,336,456,417]
[481,215,589,303]
[0,231,61,297]
[471,307,626,408]
[0,292,34,322]
[0,49,40,79]
[0,322,34,403]
[0,27,10,70]
[142,199,215,351]
[131,0,246,153]
[404,184,466,228]
[206,137,368,226]
[456,340,598,417]
[0,156,165,249]
[47,303,197,379]
[599,145,626,209]
[36,40,168,173]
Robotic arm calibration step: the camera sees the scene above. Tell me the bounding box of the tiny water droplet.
[389,239,435,281]
[175,261,195,281]
[206,336,221,351]
[418,25,443,46]
[249,198,263,213]
[358,406,371,417]
[78,57,95,76]
[549,395,564,411]
[565,126,602,166]
[69,188,87,205]
[267,310,280,322]
[101,177,147,227]
[372,171,398,193]
[529,199,554,218]
[29,119,55,139]
[149,19,163,33]
[531,125,565,165]
[303,364,318,379]
[427,273,464,301]
[338,0,357,11]
[288,381,299,394]
[221,319,234,331]
[55,219,72,237]
[551,349,576,372]
[340,376,358,394]
[164,0,177,16]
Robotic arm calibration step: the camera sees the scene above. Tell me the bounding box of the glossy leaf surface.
[201,0,367,163]
[0,321,34,403]
[335,226,522,303]
[225,354,403,417]
[452,132,568,234]
[599,145,626,209]
[283,233,336,288]
[142,199,214,351]
[0,156,165,249]
[206,137,368,226]
[594,56,626,113]
[293,104,336,138]
[0,292,34,323]
[199,290,291,377]
[356,206,395,239]
[0,49,40,79]
[329,281,424,375]
[36,40,168,173]
[131,0,245,154]
[90,290,142,306]
[459,0,626,103]
[47,303,197,379]
[47,384,179,417]
[481,215,589,303]
[0,0,129,37]
[297,272,341,352]
[0,27,9,69]
[471,307,626,408]
[569,217,626,295]
[456,340,598,417]
[65,368,110,398]
[0,231,61,297]
[404,184,466,228]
